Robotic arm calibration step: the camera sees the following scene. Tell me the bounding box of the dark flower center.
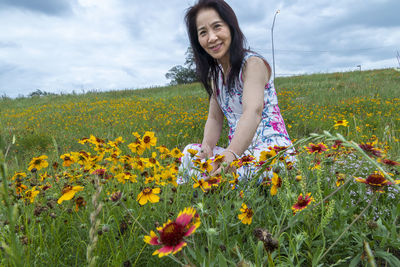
[143,136,151,144]
[160,222,185,246]
[143,188,152,194]
[246,208,254,218]
[296,198,309,208]
[277,178,282,187]
[311,145,323,152]
[366,174,386,186]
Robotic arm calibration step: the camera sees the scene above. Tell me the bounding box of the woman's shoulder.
[241,50,272,81]
[243,50,267,62]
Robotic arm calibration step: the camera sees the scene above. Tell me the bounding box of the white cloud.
[0,0,399,97]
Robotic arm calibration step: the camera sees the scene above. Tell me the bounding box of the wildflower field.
[0,68,399,266]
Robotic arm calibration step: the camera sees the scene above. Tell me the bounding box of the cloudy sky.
[1,0,399,97]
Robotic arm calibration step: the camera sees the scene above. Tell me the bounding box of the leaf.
[218,251,229,267]
[375,250,400,266]
[348,253,362,267]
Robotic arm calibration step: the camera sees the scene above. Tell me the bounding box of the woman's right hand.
[197,144,213,159]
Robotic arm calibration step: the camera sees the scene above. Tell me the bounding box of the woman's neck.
[218,56,230,76]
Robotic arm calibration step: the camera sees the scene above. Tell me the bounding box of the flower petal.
[155,245,174,257]
[144,230,161,245]
[57,190,78,204]
[148,194,160,204]
[176,207,195,226]
[172,242,187,254]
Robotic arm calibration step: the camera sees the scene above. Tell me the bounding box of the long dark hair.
[185,0,247,97]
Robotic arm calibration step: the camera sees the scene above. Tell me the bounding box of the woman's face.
[196,8,232,65]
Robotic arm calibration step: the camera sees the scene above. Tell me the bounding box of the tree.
[165,47,198,85]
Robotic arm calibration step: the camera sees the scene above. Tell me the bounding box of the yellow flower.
[336,173,346,187]
[170,148,184,158]
[199,159,213,173]
[136,187,161,205]
[142,131,157,149]
[259,149,277,165]
[28,155,49,171]
[11,172,26,181]
[60,153,75,167]
[57,185,84,204]
[229,173,239,189]
[187,148,199,157]
[238,203,253,225]
[24,186,40,203]
[115,172,137,184]
[128,132,146,155]
[156,145,170,159]
[270,172,281,196]
[15,182,28,194]
[192,177,210,192]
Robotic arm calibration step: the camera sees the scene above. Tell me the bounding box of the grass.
[0,68,399,266]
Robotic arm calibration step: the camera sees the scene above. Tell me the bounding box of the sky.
[1,0,399,98]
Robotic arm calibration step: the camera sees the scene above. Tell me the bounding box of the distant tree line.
[165,47,198,85]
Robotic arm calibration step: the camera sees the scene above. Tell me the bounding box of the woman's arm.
[198,94,224,159]
[210,56,270,175]
[226,56,270,155]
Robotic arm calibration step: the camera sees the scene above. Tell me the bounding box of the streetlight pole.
[271,10,280,82]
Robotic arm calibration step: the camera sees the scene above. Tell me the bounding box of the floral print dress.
[178,51,293,183]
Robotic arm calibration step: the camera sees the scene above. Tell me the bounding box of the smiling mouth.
[210,44,222,51]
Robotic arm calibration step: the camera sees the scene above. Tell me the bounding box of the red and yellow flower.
[292,193,314,214]
[334,119,349,128]
[144,207,200,257]
[359,141,383,158]
[355,171,400,191]
[305,143,328,154]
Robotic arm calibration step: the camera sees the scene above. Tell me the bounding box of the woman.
[178,0,293,183]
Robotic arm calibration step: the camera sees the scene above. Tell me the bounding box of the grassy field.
[0,68,399,266]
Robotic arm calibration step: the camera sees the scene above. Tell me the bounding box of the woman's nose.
[208,31,217,43]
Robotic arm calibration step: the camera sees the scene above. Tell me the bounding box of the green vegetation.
[0,68,399,266]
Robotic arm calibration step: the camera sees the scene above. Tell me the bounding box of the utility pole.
[271,10,280,82]
[396,51,400,67]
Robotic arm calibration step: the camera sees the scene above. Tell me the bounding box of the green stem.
[120,201,149,235]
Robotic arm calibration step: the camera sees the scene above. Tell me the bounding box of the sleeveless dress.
[178,51,293,183]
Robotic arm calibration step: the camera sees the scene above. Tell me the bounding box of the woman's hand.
[197,144,213,160]
[209,150,237,178]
